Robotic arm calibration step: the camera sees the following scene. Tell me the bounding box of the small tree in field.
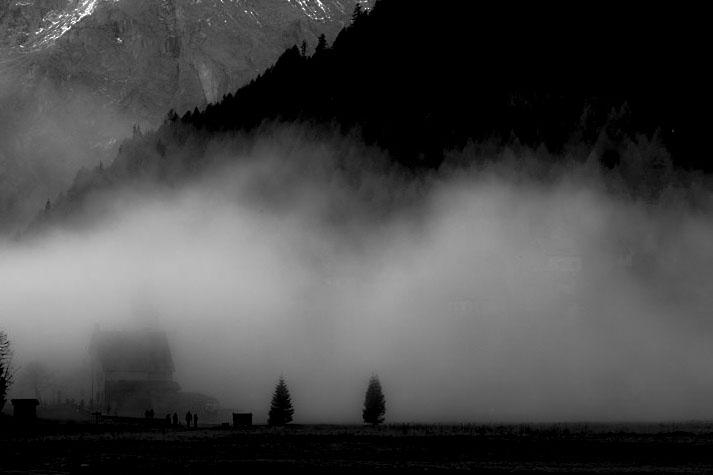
[268,376,294,426]
[362,374,386,426]
[1,330,17,412]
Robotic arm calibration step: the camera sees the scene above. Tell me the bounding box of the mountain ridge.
[0,0,367,232]
[29,0,713,235]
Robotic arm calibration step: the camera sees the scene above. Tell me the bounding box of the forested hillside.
[34,1,711,230]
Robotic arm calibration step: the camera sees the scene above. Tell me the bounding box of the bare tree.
[1,330,17,412]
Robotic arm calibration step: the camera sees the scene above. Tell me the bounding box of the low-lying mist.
[2,127,713,424]
[0,64,135,233]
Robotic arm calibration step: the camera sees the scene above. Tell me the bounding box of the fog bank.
[2,130,713,423]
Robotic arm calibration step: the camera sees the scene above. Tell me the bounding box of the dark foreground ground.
[4,421,713,473]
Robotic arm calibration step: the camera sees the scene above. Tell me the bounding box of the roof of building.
[11,399,39,406]
[90,330,175,374]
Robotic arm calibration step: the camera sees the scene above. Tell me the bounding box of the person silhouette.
[193,413,198,428]
[165,413,171,426]
[185,411,193,429]
[173,412,179,427]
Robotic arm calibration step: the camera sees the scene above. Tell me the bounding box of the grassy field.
[3,421,713,473]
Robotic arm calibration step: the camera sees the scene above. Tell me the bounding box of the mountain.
[121,2,707,171]
[31,0,712,233]
[0,0,367,232]
[2,0,367,116]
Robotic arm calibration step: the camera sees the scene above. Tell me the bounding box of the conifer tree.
[268,376,294,426]
[352,3,363,23]
[300,40,308,57]
[362,374,386,425]
[315,33,328,55]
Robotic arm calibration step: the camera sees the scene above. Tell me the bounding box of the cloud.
[2,127,713,423]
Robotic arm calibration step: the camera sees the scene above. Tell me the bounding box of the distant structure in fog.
[89,329,179,415]
[233,412,253,427]
[89,328,218,418]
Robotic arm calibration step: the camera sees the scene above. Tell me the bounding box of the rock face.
[2,0,364,119]
[1,0,109,51]
[0,0,367,231]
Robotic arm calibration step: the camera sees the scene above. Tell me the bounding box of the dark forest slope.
[33,1,711,231]
[176,1,707,170]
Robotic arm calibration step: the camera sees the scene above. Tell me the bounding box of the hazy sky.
[2,128,713,423]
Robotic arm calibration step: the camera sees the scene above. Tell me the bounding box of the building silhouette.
[89,328,218,418]
[89,329,179,415]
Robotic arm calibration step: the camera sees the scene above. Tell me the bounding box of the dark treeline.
[170,1,707,171]
[30,1,711,230]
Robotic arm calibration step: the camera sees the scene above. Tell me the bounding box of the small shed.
[12,399,39,421]
[233,412,252,428]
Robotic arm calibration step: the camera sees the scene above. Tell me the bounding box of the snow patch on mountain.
[16,0,117,51]
[289,0,347,21]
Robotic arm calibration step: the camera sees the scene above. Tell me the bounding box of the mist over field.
[2,128,713,424]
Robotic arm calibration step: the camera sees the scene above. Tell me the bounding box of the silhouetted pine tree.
[315,33,328,55]
[362,374,386,425]
[352,3,363,23]
[300,40,308,57]
[268,376,294,426]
